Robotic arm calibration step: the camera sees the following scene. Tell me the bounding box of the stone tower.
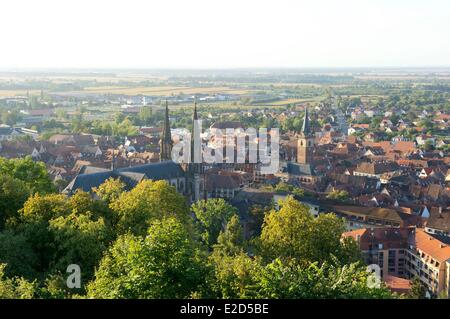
[189,100,204,202]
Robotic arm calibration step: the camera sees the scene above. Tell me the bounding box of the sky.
[0,0,449,69]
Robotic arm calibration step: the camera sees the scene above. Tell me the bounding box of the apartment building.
[330,205,421,230]
[344,227,450,297]
[343,227,410,279]
[405,229,450,297]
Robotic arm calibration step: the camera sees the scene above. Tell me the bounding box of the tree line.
[0,156,401,299]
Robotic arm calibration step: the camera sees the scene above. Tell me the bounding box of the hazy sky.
[1,0,449,69]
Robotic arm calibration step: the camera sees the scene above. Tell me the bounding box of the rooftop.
[411,229,450,263]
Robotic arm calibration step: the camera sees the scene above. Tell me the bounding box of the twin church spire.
[159,99,202,164]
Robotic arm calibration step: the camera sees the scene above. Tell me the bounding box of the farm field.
[0,89,42,97]
[253,97,321,106]
[78,86,251,96]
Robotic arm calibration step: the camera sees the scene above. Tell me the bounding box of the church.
[63,103,318,199]
[286,106,319,184]
[64,101,205,203]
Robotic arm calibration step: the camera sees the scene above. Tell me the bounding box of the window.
[378,252,384,267]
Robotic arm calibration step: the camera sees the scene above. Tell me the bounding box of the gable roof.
[355,161,399,175]
[343,227,410,250]
[411,229,450,263]
[329,205,411,225]
[426,208,450,232]
[206,174,241,191]
[116,161,183,179]
[64,161,184,194]
[287,162,315,176]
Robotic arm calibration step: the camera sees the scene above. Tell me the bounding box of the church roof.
[64,161,184,194]
[65,171,113,193]
[287,162,315,176]
[116,161,184,180]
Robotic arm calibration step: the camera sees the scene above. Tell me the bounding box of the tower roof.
[193,99,198,121]
[191,99,201,164]
[162,100,172,143]
[160,100,173,161]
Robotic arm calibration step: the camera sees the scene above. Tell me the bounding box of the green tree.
[191,198,237,248]
[326,190,349,202]
[260,196,314,261]
[260,196,358,264]
[20,193,70,223]
[209,251,262,299]
[93,177,126,204]
[14,194,71,274]
[214,215,245,256]
[138,107,152,126]
[0,264,37,299]
[274,182,291,193]
[253,259,393,299]
[110,180,190,236]
[0,174,29,229]
[1,110,22,126]
[247,204,269,237]
[408,277,427,299]
[87,217,208,298]
[48,211,110,282]
[274,182,304,197]
[0,157,55,194]
[68,190,111,223]
[0,230,37,278]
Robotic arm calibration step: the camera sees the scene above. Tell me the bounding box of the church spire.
[193,98,198,121]
[160,100,173,161]
[301,106,311,136]
[189,98,203,202]
[190,98,201,165]
[297,106,314,164]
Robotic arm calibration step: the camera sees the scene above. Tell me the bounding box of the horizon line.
[1,65,450,73]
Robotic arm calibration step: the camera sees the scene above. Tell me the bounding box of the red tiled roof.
[384,275,411,294]
[412,229,450,263]
[343,227,410,250]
